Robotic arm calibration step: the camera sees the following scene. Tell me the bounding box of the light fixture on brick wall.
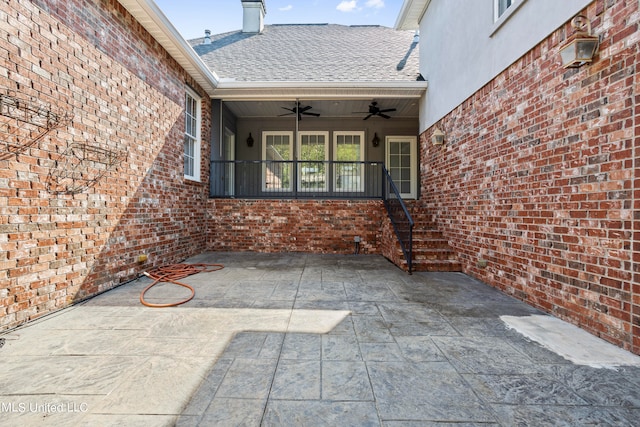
[431,128,445,146]
[559,14,599,68]
[246,132,254,147]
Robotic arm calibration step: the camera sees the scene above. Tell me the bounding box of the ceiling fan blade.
[363,114,373,120]
[281,107,295,112]
[299,105,312,113]
[278,112,294,116]
[379,108,396,113]
[378,113,391,119]
[303,112,320,117]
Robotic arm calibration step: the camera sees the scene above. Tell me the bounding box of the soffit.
[395,0,431,30]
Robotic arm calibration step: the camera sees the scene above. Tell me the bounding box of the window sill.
[184,177,203,185]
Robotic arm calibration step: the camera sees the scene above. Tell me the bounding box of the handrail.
[382,166,414,274]
[210,160,383,199]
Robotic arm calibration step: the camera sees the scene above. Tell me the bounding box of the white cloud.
[279,5,293,11]
[365,0,384,8]
[336,0,358,12]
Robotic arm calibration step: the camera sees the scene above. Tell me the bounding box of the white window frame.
[223,127,235,196]
[494,0,513,20]
[492,0,526,34]
[184,87,201,181]
[298,131,329,192]
[262,131,293,192]
[333,131,365,193]
[385,135,417,199]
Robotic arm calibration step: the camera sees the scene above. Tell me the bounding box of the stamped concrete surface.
[1,253,640,426]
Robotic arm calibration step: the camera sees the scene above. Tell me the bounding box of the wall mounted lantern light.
[372,132,380,147]
[559,15,599,68]
[431,128,445,146]
[246,132,254,147]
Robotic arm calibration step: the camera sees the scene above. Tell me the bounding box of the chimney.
[241,0,266,33]
[203,29,211,44]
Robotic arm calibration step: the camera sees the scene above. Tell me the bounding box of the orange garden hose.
[139,263,224,308]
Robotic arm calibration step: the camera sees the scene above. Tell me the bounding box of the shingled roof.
[190,24,420,83]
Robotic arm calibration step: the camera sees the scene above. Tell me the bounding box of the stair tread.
[387,208,462,272]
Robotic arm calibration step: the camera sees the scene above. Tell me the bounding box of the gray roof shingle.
[191,24,420,83]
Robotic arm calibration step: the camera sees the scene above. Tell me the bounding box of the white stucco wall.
[418,0,592,131]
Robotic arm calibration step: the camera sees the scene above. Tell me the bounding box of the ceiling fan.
[279,102,320,121]
[357,101,397,120]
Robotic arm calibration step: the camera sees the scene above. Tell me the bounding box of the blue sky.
[154,0,404,40]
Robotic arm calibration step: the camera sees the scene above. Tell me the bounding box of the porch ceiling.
[223,98,419,120]
[223,95,419,120]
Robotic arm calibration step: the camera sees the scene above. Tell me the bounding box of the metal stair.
[405,221,461,272]
[386,213,462,273]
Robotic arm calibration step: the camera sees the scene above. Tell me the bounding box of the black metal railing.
[383,166,414,274]
[210,160,384,199]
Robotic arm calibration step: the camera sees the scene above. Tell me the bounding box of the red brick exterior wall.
[420,0,639,354]
[207,199,385,255]
[0,0,211,329]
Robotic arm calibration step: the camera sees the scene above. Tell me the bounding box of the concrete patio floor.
[2,252,640,426]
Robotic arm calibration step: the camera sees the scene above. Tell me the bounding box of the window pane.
[184,136,195,177]
[498,0,513,17]
[334,132,363,192]
[299,133,327,192]
[336,135,361,161]
[184,90,200,180]
[300,134,326,161]
[264,133,292,191]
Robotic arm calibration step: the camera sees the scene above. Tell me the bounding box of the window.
[298,131,329,192]
[262,131,293,192]
[491,0,525,34]
[223,128,235,196]
[184,88,201,181]
[334,131,365,193]
[496,0,512,19]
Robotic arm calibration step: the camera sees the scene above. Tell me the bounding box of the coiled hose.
[139,263,224,308]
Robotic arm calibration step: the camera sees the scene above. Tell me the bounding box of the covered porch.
[208,85,426,201]
[206,91,429,272]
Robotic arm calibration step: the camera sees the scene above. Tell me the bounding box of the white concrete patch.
[501,314,640,369]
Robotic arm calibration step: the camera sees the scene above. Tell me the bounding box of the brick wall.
[0,0,211,329]
[420,0,639,354]
[207,199,385,255]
